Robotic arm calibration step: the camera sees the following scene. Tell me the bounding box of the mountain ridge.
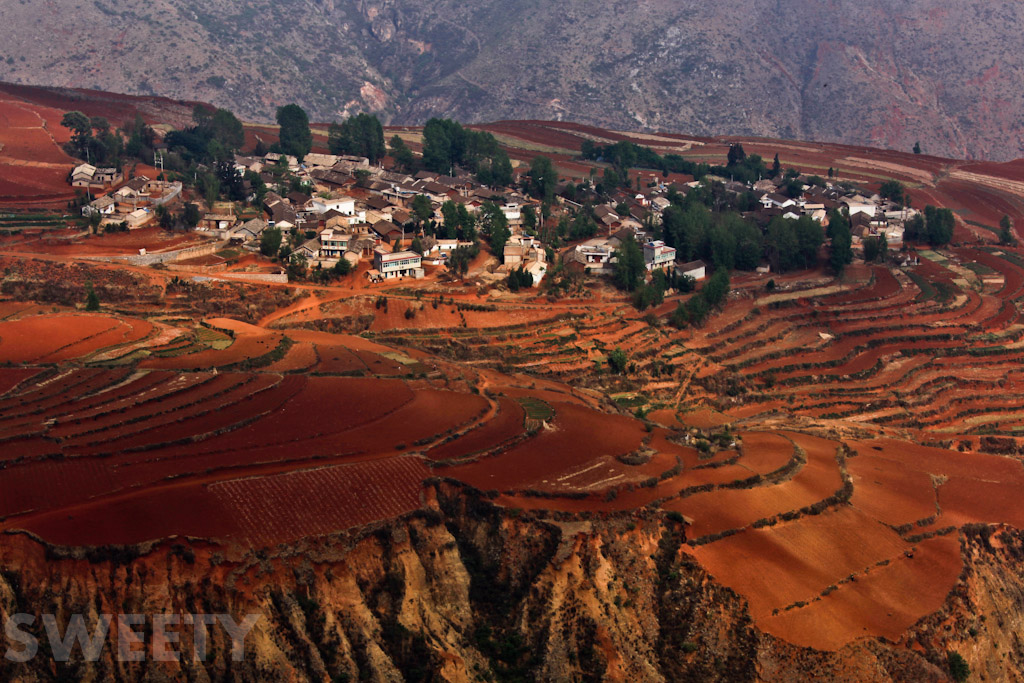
[1,0,1022,160]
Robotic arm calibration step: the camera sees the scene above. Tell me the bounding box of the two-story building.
[318,228,351,260]
[371,248,424,281]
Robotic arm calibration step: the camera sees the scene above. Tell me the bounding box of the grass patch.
[905,271,938,302]
[516,397,554,422]
[196,326,233,349]
[612,393,648,408]
[962,262,997,276]
[965,219,1000,236]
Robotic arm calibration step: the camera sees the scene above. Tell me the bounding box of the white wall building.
[644,240,677,271]
[373,249,424,279]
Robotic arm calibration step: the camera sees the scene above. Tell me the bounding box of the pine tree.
[85,282,100,311]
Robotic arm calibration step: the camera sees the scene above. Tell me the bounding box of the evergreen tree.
[276,104,312,161]
[389,135,416,172]
[328,113,386,163]
[613,236,646,292]
[85,282,100,311]
[999,215,1016,245]
[260,226,283,257]
[828,221,853,275]
[924,205,955,246]
[528,156,557,202]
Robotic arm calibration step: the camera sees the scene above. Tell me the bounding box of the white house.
[761,193,796,210]
[71,163,97,187]
[81,195,116,217]
[501,203,522,224]
[310,196,357,216]
[373,248,424,280]
[526,260,548,285]
[574,242,615,269]
[643,240,677,271]
[843,195,877,218]
[679,260,707,281]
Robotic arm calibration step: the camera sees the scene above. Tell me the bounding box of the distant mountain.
[1,0,1022,160]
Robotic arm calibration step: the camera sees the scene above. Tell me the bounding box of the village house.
[679,260,708,281]
[760,193,796,210]
[292,237,321,261]
[71,163,97,188]
[230,218,268,243]
[570,239,616,273]
[200,213,236,232]
[643,240,677,272]
[370,248,424,281]
[503,234,545,267]
[372,220,405,245]
[93,167,123,187]
[843,195,877,217]
[113,176,151,204]
[318,228,351,260]
[81,195,116,218]
[420,237,463,260]
[310,196,358,216]
[124,208,153,229]
[70,164,123,189]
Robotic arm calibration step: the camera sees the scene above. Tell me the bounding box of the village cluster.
[72,147,919,286]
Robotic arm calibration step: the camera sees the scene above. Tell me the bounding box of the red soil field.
[847,453,940,527]
[0,82,196,130]
[442,402,647,492]
[688,507,909,620]
[759,534,962,651]
[209,456,429,547]
[0,96,78,202]
[426,397,525,461]
[664,432,843,540]
[0,314,133,363]
[0,366,42,395]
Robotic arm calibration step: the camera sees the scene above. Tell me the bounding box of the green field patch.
[917,250,948,264]
[612,392,648,408]
[962,262,997,276]
[905,271,938,302]
[196,326,233,349]
[516,396,555,422]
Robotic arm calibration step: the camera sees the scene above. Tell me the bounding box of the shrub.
[947,652,970,682]
[607,347,628,374]
[84,282,100,311]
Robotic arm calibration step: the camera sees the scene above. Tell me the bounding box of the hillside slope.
[0,0,1022,160]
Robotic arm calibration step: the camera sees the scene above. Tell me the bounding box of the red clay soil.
[847,453,940,527]
[0,314,134,363]
[426,396,525,461]
[0,366,43,395]
[758,534,962,651]
[664,432,844,540]
[442,401,647,492]
[0,97,79,202]
[264,340,318,372]
[208,456,430,546]
[0,82,197,130]
[688,507,909,620]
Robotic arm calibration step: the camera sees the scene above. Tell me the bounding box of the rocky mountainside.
[0,0,1022,160]
[3,485,1020,682]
